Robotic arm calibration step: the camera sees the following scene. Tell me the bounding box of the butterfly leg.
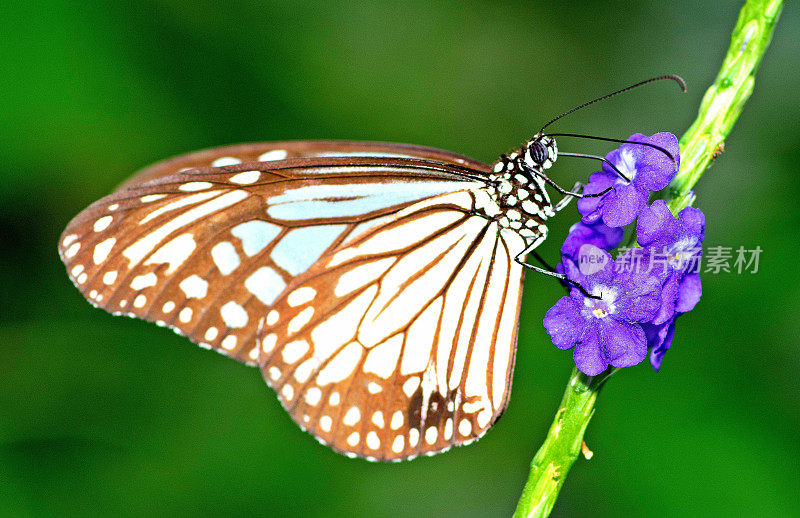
[514,246,599,300]
[538,174,612,200]
[553,182,583,212]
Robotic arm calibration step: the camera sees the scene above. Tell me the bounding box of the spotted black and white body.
[59,135,579,462]
[477,135,559,247]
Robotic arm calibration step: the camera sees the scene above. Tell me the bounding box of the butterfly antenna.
[539,74,686,134]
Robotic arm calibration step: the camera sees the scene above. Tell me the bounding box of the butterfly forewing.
[258,191,526,460]
[59,140,531,461]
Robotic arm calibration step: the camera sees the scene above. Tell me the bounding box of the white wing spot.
[444,418,454,440]
[459,419,472,437]
[221,335,237,350]
[304,387,322,406]
[179,307,193,323]
[162,301,175,313]
[320,415,332,432]
[179,275,209,299]
[229,170,261,184]
[102,270,118,285]
[343,407,361,426]
[294,358,319,383]
[204,327,218,341]
[248,347,259,360]
[62,234,78,247]
[70,264,84,277]
[89,290,98,299]
[390,411,403,430]
[119,299,127,308]
[212,157,241,167]
[93,238,116,264]
[220,301,248,328]
[268,366,281,380]
[133,294,147,308]
[211,241,240,275]
[261,333,277,353]
[366,431,380,450]
[178,181,213,192]
[328,392,341,406]
[367,382,382,394]
[140,194,166,203]
[287,286,316,307]
[130,272,158,290]
[258,149,287,161]
[281,384,294,401]
[425,426,438,445]
[266,310,279,326]
[93,215,113,232]
[282,339,310,364]
[392,435,404,453]
[108,203,119,211]
[346,432,360,446]
[288,307,314,335]
[409,429,420,448]
[371,411,384,428]
[76,272,88,284]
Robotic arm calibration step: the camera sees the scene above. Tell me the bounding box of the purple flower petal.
[612,270,663,322]
[573,323,607,376]
[577,171,617,224]
[678,206,705,239]
[602,318,648,368]
[543,297,586,350]
[646,320,677,371]
[599,183,646,227]
[676,273,702,313]
[604,133,679,192]
[560,220,624,263]
[636,199,679,247]
[637,133,680,191]
[651,273,678,325]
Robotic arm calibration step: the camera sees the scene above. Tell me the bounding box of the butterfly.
[58,76,684,462]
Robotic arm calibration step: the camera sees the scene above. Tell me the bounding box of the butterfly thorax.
[475,139,556,246]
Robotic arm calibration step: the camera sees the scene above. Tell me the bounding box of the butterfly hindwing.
[258,190,526,460]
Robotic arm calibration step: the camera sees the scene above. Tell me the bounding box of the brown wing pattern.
[257,190,527,460]
[59,147,487,366]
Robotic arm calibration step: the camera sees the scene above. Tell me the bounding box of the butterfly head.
[525,135,558,171]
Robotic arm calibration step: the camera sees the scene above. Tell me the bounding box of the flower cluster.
[544,133,704,375]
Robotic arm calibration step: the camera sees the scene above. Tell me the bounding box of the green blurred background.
[2,1,798,516]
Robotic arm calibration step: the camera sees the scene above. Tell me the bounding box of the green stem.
[514,1,782,516]
[669,0,783,214]
[513,368,599,518]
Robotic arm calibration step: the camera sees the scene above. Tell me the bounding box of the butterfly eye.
[528,140,549,166]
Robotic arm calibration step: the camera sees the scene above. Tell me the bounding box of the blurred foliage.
[1,1,799,516]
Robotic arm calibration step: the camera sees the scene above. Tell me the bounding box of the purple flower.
[635,200,705,369]
[544,250,663,376]
[577,132,680,228]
